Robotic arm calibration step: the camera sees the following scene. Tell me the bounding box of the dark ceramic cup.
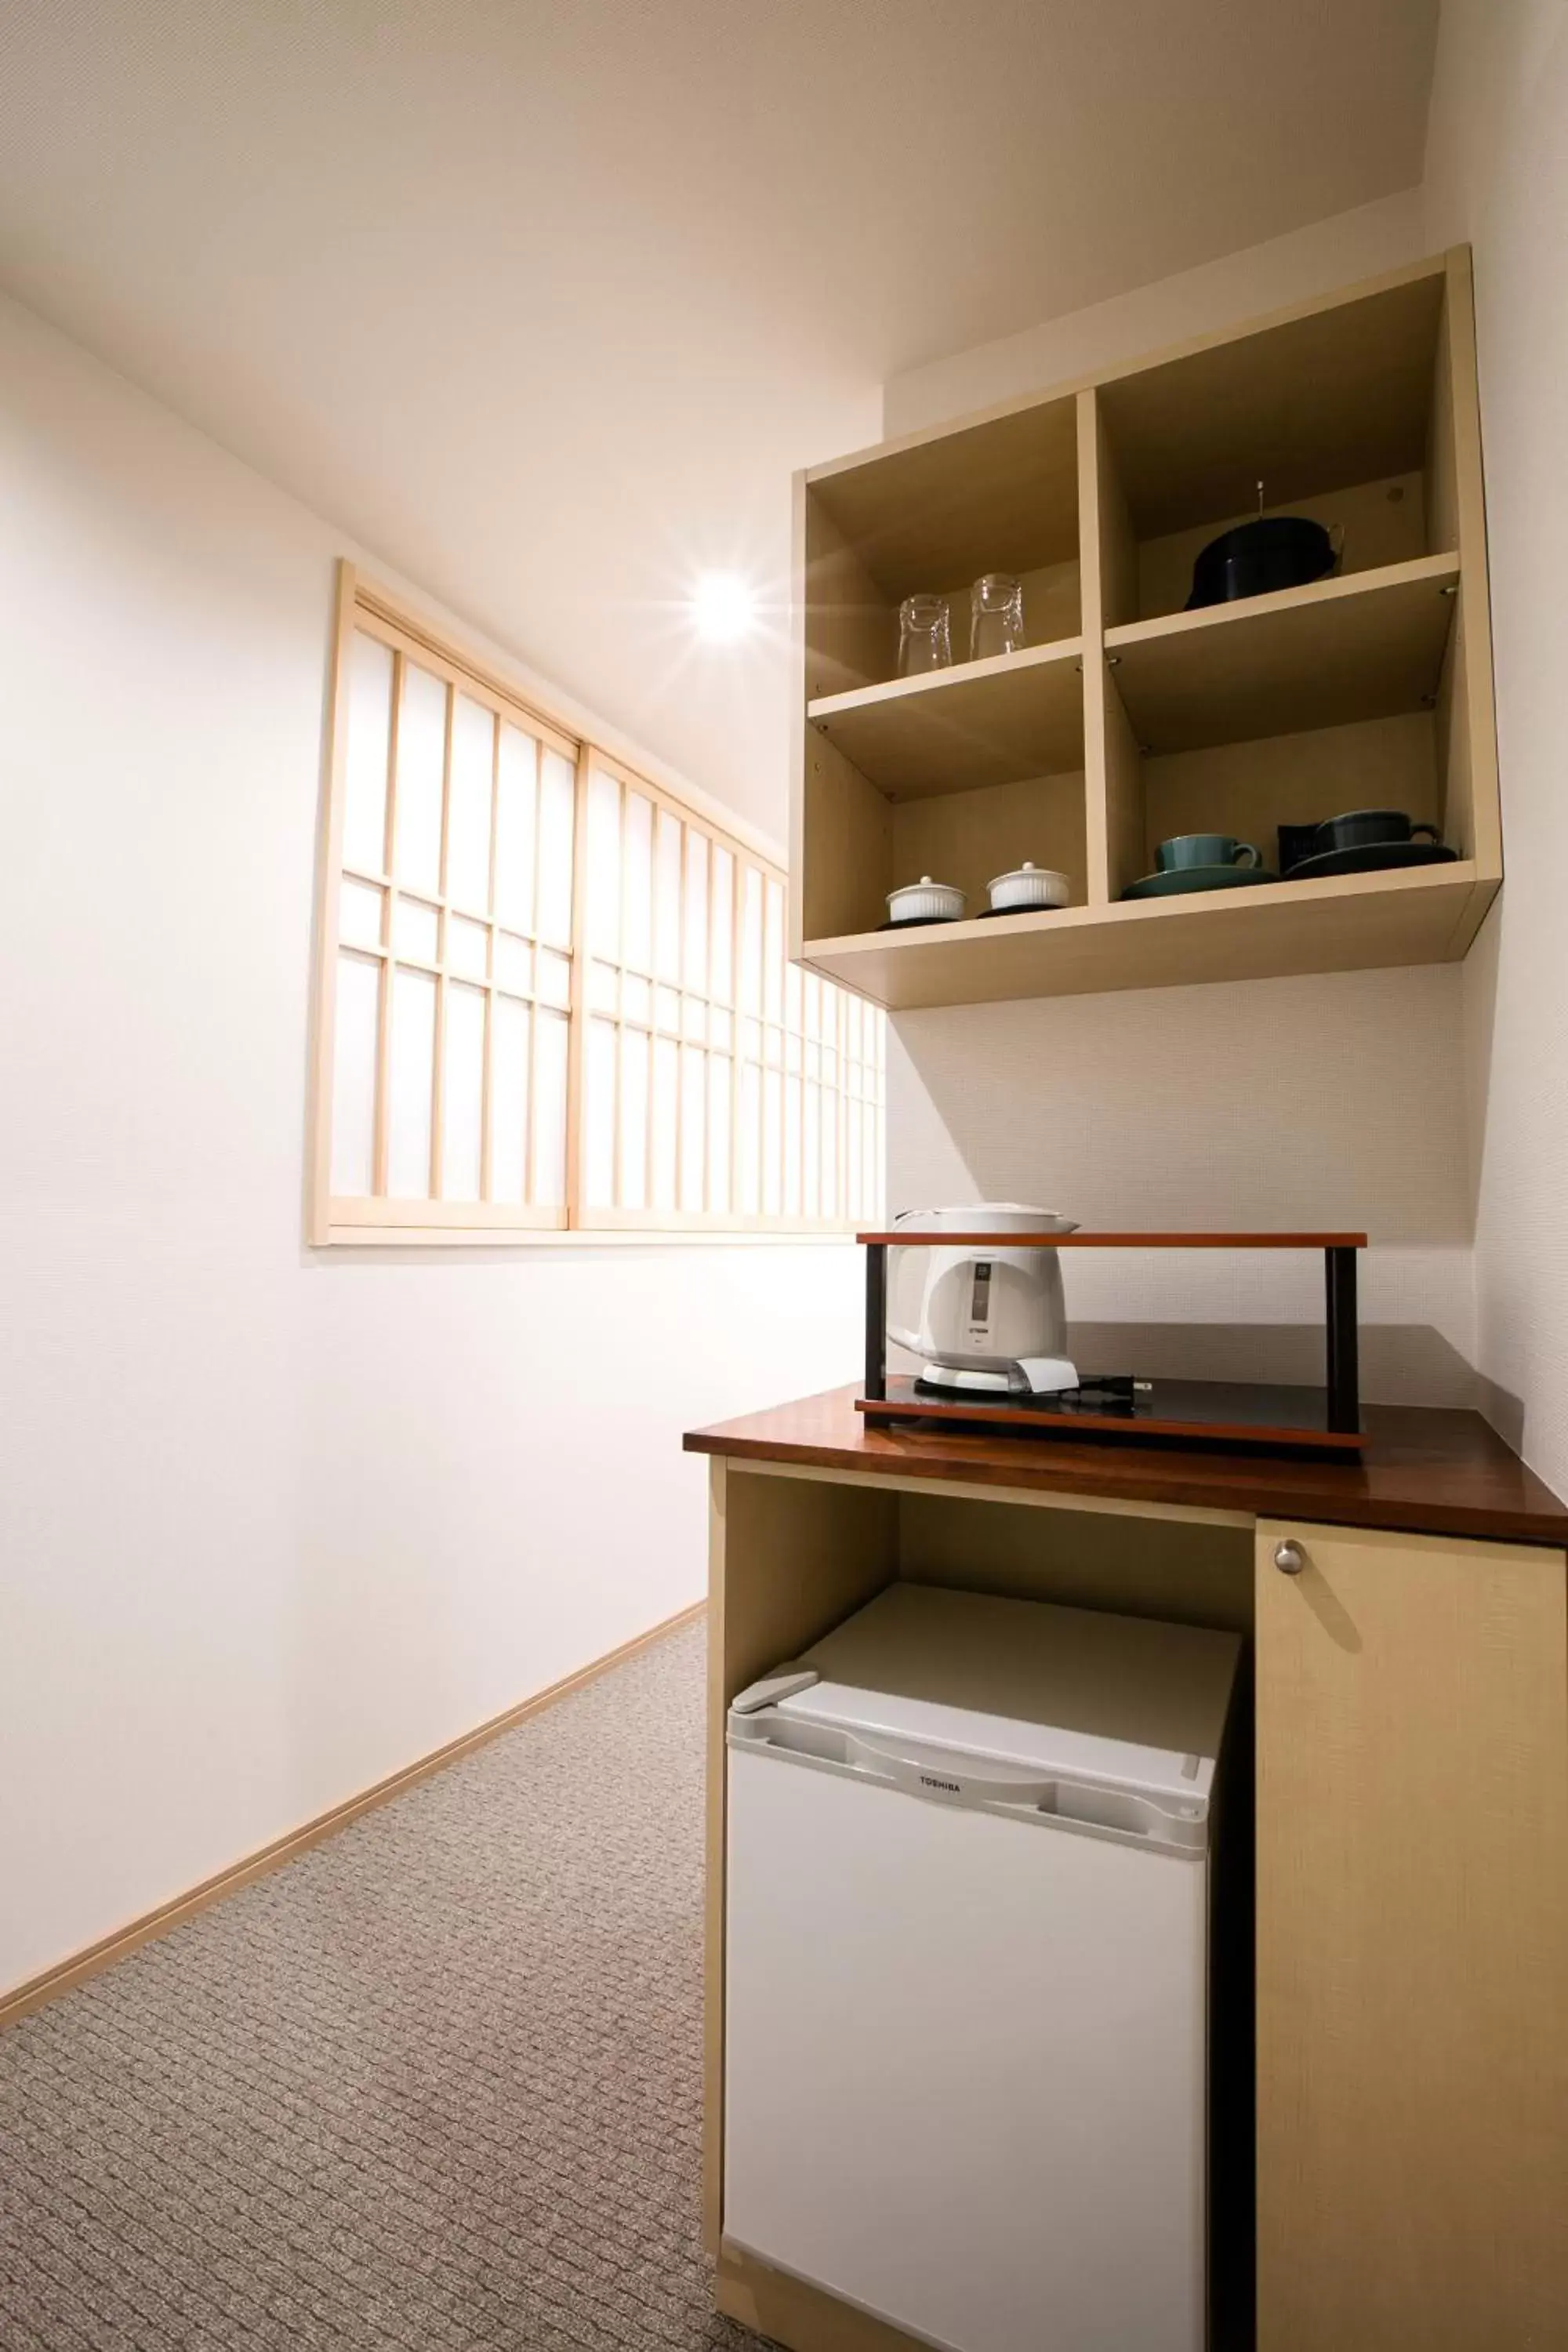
[1156,833,1261,873]
[1316,809,1441,854]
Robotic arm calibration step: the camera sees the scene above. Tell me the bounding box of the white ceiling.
[0,1,1438,832]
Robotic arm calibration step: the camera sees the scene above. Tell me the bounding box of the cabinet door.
[1255,1519,1568,2352]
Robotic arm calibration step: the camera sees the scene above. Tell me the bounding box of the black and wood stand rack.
[859,1230,1366,1452]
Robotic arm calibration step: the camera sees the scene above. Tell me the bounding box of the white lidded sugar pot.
[887,1203,1080,1396]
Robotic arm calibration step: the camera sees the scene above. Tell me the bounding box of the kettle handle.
[887,1319,924,1355]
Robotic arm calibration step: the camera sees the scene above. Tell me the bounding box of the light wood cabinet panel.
[1255,1519,1568,2351]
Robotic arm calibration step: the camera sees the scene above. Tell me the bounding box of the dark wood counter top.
[685,1384,1568,1548]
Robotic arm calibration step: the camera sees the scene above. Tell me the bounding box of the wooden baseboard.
[0,1600,706,2031]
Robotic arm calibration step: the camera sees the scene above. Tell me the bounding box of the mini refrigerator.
[723,1581,1240,2352]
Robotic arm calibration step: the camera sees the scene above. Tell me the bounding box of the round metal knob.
[1273,1541,1307,1576]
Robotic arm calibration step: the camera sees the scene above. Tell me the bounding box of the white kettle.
[887,1203,1080,1397]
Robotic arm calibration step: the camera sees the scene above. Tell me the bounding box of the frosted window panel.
[339,877,383,949]
[655,983,681,1035]
[785,1077,802,1215]
[489,995,530,1203]
[764,879,785,1022]
[764,1025,782,1069]
[681,1047,706,1212]
[388,966,437,1197]
[441,982,486,1203]
[537,949,572,1010]
[739,1062,761,1214]
[622,792,653,974]
[739,867,763,1013]
[537,748,576,948]
[447,695,495,913]
[586,1018,616,1209]
[848,1099,864,1220]
[622,971,652,1027]
[804,1083,820,1218]
[619,1026,648,1209]
[652,1036,679,1211]
[821,1091,839,1218]
[532,1010,569,1205]
[805,1040,820,1082]
[710,848,735,1001]
[586,764,622,958]
[654,810,682,983]
[711,1006,731,1052]
[804,970,822,1041]
[763,1069,782,1215]
[448,914,488,978]
[343,632,393,874]
[785,1029,802,1075]
[682,996,706,1044]
[740,1014,760,1062]
[495,726,539,932]
[495,932,533,993]
[396,664,446,896]
[589,960,619,1014]
[785,957,802,1036]
[707,1056,731,1214]
[330,951,380,1196]
[394,896,440,963]
[683,833,709,991]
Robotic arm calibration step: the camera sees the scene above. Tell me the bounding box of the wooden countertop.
[685,1383,1568,1548]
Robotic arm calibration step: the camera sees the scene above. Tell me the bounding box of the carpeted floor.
[0,1620,770,2351]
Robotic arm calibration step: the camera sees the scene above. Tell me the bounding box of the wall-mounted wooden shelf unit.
[791,249,1501,1007]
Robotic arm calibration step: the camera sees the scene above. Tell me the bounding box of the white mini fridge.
[723,1582,1241,2352]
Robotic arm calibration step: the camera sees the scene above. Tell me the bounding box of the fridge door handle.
[844,1733,1207,1843]
[844,1731,1054,1808]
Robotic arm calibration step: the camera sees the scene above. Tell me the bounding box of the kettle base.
[917,1356,1080,1399]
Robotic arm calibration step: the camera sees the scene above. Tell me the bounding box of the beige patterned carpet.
[0,1619,768,2351]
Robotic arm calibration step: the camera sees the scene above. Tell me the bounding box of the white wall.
[1422,0,1568,1483]
[883,191,1428,437]
[0,288,862,1995]
[880,199,1476,1399]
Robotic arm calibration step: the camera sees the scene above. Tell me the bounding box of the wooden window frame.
[309,564,884,1246]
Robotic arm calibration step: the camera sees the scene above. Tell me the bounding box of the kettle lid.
[892,1202,1078,1235]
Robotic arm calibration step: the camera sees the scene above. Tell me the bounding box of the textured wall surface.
[0,288,861,1994]
[888,965,1476,1403]
[1424,0,1568,1483]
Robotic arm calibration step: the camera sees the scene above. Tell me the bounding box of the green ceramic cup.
[1156,833,1261,873]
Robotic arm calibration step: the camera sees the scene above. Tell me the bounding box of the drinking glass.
[898,594,952,676]
[971,573,1025,660]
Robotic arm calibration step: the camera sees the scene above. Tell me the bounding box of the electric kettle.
[887,1203,1080,1396]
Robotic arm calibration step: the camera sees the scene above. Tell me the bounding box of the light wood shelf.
[808,637,1084,799]
[792,249,1502,1007]
[1107,554,1459,753]
[804,859,1491,1011]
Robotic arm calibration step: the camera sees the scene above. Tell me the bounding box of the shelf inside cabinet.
[808,394,1080,595]
[1105,554,1459,754]
[808,637,1084,799]
[804,858,1494,1012]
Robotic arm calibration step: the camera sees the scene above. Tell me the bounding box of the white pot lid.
[892,1202,1079,1234]
[988,861,1065,890]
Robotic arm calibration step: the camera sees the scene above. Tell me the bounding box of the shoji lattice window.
[310,568,883,1242]
[579,758,884,1229]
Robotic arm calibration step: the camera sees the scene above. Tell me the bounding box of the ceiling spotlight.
[691,572,759,642]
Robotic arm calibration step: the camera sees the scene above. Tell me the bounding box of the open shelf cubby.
[793,250,1501,1010]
